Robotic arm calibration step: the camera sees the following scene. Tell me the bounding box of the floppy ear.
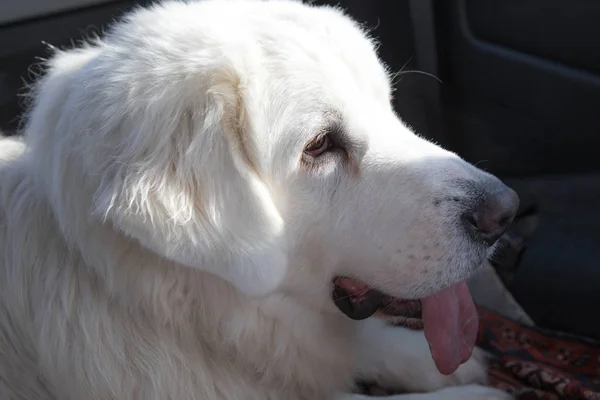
[91,64,288,296]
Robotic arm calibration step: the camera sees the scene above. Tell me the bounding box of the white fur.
[0,136,24,163]
[0,1,512,399]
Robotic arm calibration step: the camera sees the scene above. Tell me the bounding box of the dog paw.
[360,324,493,394]
[441,347,490,387]
[380,346,491,392]
[433,384,514,400]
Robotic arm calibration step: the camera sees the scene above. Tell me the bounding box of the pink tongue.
[421,282,478,375]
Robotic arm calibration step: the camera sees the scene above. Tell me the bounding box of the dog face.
[25,0,517,301]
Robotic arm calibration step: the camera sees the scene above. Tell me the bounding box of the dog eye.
[303,134,332,158]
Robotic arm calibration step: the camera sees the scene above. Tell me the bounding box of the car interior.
[1,0,598,396]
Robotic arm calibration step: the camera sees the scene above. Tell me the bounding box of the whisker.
[332,286,372,303]
[392,69,443,84]
[389,57,413,82]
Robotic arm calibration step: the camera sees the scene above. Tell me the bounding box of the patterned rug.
[359,306,600,399]
[477,306,600,400]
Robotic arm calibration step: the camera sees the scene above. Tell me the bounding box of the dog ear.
[89,64,288,296]
[23,37,287,296]
[23,39,288,296]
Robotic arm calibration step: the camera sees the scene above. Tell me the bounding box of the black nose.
[463,183,520,246]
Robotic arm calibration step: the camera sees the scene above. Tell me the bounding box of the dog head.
[24,0,518,302]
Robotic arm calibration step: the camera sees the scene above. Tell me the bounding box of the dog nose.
[463,183,519,246]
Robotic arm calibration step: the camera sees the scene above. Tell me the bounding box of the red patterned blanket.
[478,306,600,400]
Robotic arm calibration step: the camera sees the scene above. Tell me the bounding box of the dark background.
[1,0,599,338]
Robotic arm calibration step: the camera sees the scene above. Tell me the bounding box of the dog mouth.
[331,276,479,375]
[332,277,424,328]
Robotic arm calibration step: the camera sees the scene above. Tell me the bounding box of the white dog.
[0,1,519,399]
